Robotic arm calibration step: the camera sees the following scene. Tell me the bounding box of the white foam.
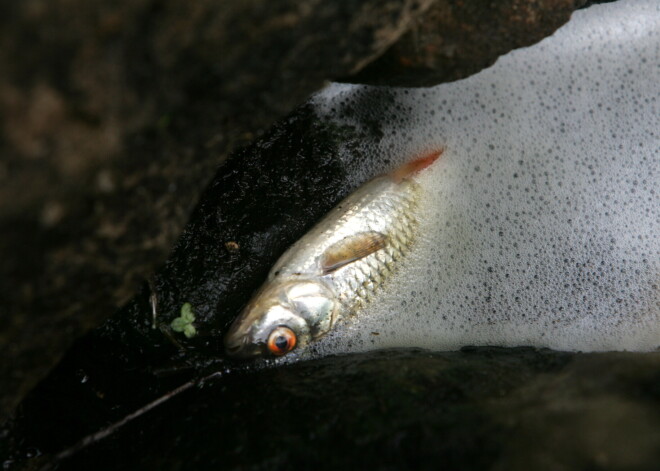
[309,0,660,355]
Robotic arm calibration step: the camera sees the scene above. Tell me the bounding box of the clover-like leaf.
[170,302,197,338]
[180,302,194,322]
[183,324,197,339]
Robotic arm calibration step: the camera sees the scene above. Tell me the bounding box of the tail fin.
[391,149,444,182]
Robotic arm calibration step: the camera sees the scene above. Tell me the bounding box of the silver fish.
[224,150,442,358]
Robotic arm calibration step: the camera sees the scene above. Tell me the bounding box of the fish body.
[224,151,442,358]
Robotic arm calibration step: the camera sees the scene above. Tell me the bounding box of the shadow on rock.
[5,347,660,470]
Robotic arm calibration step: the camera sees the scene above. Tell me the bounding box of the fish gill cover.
[307,0,659,358]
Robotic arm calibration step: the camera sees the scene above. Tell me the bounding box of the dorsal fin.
[321,231,387,274]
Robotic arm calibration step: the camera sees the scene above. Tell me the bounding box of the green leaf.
[170,302,197,337]
[180,302,194,321]
[170,317,187,332]
[183,324,197,338]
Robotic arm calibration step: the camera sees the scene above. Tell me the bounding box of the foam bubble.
[310,0,659,355]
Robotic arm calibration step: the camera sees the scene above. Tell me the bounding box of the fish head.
[224,280,337,358]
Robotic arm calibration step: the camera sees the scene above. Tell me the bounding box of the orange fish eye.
[267,326,297,356]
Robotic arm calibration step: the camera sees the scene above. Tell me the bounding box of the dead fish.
[224,150,443,358]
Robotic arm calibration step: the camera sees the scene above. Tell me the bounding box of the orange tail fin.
[391,149,444,182]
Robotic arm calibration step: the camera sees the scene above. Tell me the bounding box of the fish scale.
[224,151,441,358]
[327,180,420,322]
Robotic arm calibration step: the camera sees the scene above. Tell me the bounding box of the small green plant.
[170,302,197,338]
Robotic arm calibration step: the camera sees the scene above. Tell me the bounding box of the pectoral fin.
[321,231,387,274]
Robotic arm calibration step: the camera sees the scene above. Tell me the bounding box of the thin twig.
[148,277,158,329]
[40,370,225,471]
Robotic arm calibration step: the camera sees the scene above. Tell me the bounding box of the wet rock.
[0,0,614,420]
[5,348,660,470]
[0,0,434,418]
[349,0,610,86]
[0,2,655,468]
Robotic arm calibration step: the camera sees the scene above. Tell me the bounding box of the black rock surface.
[5,348,660,470]
[2,1,654,470]
[0,0,610,417]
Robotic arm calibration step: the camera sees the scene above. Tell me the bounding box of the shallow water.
[308,0,659,357]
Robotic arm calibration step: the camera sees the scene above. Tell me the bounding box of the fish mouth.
[224,331,263,358]
[225,342,243,355]
[223,330,245,356]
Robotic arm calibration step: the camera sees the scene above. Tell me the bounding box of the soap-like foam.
[307,0,659,356]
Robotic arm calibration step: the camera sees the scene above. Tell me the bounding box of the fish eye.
[267,326,297,356]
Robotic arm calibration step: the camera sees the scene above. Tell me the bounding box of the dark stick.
[40,370,225,471]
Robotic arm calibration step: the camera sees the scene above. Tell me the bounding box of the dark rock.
[0,0,614,422]
[0,0,434,418]
[349,0,615,86]
[0,2,655,468]
[5,348,660,470]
